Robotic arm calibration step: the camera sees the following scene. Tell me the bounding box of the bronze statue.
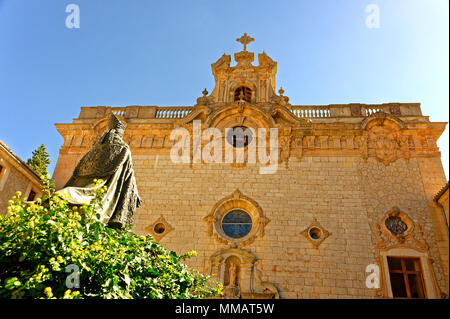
[58,114,142,229]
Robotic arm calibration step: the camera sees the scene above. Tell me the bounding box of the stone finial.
[197,88,211,106]
[236,33,254,51]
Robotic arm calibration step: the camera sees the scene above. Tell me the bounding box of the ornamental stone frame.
[144,215,174,242]
[376,207,426,250]
[375,207,445,298]
[379,247,441,299]
[300,217,331,248]
[381,207,414,239]
[203,189,270,246]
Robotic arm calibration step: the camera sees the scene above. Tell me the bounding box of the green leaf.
[0,176,220,299]
[124,274,131,286]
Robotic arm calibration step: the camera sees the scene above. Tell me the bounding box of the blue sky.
[0,0,448,178]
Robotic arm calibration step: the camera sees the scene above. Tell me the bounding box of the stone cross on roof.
[236,33,254,51]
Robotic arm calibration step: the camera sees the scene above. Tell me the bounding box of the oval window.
[153,223,166,234]
[221,209,252,239]
[309,227,322,240]
[385,216,408,236]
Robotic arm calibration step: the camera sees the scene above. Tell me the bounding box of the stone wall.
[0,158,35,215]
[111,153,446,298]
[361,157,448,296]
[52,102,448,298]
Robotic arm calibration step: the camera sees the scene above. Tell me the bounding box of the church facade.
[52,35,449,299]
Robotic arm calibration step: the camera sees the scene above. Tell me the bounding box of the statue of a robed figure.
[58,114,142,229]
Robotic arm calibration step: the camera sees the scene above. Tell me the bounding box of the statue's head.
[108,113,126,137]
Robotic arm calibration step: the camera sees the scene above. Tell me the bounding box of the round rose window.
[221,209,252,238]
[226,126,253,148]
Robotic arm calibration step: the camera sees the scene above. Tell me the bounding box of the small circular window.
[309,227,322,240]
[226,126,253,148]
[153,223,166,234]
[221,209,252,239]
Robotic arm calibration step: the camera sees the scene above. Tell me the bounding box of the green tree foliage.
[0,176,222,299]
[26,144,51,177]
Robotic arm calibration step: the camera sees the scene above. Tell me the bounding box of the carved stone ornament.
[376,207,428,251]
[361,113,409,166]
[389,104,401,116]
[350,104,362,116]
[203,189,270,246]
[300,218,331,248]
[371,128,398,165]
[279,131,292,167]
[397,135,411,163]
[367,119,401,166]
[269,92,290,107]
[355,134,369,162]
[292,136,304,162]
[144,215,174,241]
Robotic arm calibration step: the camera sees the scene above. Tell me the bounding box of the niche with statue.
[210,247,279,299]
[223,256,241,297]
